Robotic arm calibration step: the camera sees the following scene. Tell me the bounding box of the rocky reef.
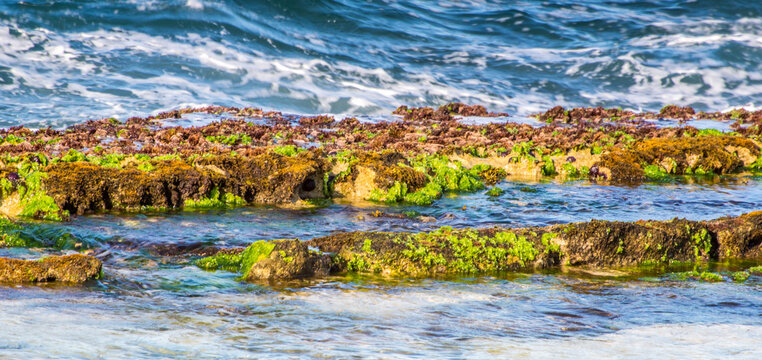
[194,211,762,280]
[0,103,761,285]
[0,104,760,221]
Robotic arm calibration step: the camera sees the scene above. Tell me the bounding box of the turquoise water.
[2,1,762,358]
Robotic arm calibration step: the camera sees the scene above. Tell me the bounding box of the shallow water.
[2,178,762,358]
[2,267,761,358]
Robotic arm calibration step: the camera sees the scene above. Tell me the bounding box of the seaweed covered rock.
[2,104,762,219]
[0,254,102,283]
[331,151,427,202]
[246,239,331,281]
[558,218,713,266]
[536,106,640,124]
[305,219,716,275]
[196,211,762,280]
[195,239,330,281]
[307,212,762,276]
[37,150,329,215]
[659,105,695,119]
[595,135,760,181]
[307,227,557,276]
[392,102,508,121]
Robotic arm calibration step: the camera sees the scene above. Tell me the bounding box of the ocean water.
[2,0,762,127]
[2,1,762,359]
[0,178,761,359]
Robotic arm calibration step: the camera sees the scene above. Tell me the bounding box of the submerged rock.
[0,254,102,283]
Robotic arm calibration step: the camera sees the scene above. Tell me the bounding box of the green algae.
[272,145,305,157]
[669,270,724,282]
[239,241,276,278]
[364,154,497,205]
[19,192,63,221]
[403,182,443,205]
[184,187,246,209]
[0,218,27,247]
[205,133,252,145]
[699,271,724,282]
[10,157,68,221]
[486,187,504,197]
[366,154,488,205]
[660,262,762,283]
[51,150,164,173]
[0,134,25,145]
[395,227,540,273]
[541,232,561,254]
[361,239,374,254]
[59,149,88,163]
[541,155,556,176]
[410,154,484,192]
[369,181,408,204]
[195,253,243,272]
[697,129,724,137]
[561,162,579,177]
[0,219,89,249]
[690,227,712,260]
[195,240,276,278]
[347,256,371,272]
[733,271,750,282]
[643,164,669,180]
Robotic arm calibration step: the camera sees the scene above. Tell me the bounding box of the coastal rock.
[595,135,760,181]
[0,254,102,283]
[195,211,762,279]
[246,239,331,281]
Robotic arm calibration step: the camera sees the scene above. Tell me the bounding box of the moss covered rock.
[39,150,329,215]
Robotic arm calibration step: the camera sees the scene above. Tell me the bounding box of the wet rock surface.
[0,254,101,283]
[189,211,762,280]
[246,239,331,281]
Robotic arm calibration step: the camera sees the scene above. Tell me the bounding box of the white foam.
[0,20,519,124]
[3,13,762,124]
[466,323,762,359]
[185,0,204,10]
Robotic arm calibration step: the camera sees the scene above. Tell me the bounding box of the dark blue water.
[2,0,762,127]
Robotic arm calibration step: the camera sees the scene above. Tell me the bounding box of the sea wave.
[1,0,761,127]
